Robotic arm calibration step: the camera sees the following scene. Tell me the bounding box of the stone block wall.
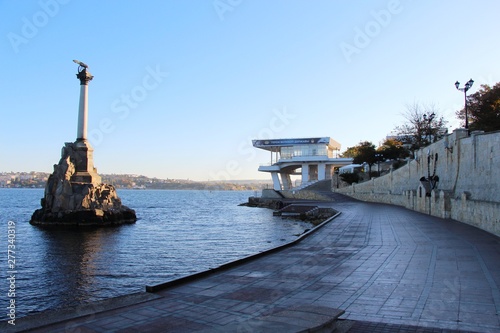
[281,190,334,201]
[336,129,500,237]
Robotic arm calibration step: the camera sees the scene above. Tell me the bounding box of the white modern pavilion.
[253,137,352,191]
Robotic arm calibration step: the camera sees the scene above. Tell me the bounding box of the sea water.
[0,188,311,318]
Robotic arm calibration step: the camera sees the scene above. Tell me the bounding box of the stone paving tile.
[124,315,209,333]
[57,324,102,333]
[193,287,230,297]
[459,301,497,315]
[459,311,500,328]
[123,306,165,318]
[345,303,383,315]
[231,301,271,315]
[95,317,136,330]
[164,299,197,312]
[198,309,237,323]
[316,292,351,304]
[347,320,467,333]
[288,289,325,301]
[110,311,150,322]
[181,307,224,323]
[377,306,414,318]
[424,300,460,312]
[353,295,388,306]
[401,298,421,309]
[421,309,459,322]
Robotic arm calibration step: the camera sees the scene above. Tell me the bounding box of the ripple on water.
[0,189,312,317]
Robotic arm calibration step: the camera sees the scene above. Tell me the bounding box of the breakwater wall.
[335,128,500,237]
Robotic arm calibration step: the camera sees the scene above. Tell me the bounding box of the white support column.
[325,165,333,179]
[280,173,292,190]
[271,172,281,191]
[301,164,309,184]
[318,163,326,181]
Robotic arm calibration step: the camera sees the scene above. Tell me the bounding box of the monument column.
[75,60,93,141]
[71,60,100,185]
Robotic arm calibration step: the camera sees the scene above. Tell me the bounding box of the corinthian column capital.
[76,68,94,85]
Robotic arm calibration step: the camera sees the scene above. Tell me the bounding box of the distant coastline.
[0,172,271,191]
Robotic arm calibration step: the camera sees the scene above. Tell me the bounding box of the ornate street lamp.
[455,79,474,131]
[375,153,383,176]
[423,112,435,144]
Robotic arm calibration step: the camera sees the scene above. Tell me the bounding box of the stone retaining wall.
[336,129,500,237]
[280,190,334,201]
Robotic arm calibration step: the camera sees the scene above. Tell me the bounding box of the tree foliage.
[377,138,410,160]
[456,83,500,132]
[352,141,376,166]
[341,146,358,158]
[339,172,359,185]
[342,141,377,173]
[394,102,448,151]
[340,138,412,179]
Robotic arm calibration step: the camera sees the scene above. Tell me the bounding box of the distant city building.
[253,137,352,191]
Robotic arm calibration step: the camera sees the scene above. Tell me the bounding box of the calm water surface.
[0,188,311,318]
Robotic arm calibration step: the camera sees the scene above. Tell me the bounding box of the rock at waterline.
[30,141,136,227]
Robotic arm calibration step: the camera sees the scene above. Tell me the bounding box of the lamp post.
[334,169,339,188]
[455,79,474,131]
[423,112,435,144]
[375,153,382,176]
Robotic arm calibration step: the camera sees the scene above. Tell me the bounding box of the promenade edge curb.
[145,211,341,292]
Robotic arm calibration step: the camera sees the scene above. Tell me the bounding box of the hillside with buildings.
[0,172,271,191]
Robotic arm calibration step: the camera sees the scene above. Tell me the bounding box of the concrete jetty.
[8,194,500,332]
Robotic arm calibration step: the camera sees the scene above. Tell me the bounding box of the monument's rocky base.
[30,207,137,227]
[30,141,137,227]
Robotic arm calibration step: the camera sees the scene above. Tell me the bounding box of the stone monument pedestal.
[31,60,136,227]
[71,139,101,184]
[30,140,137,227]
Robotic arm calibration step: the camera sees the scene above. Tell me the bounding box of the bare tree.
[394,102,448,151]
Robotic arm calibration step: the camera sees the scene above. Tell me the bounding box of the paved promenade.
[9,195,500,332]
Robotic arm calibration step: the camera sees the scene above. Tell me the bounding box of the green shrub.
[339,172,359,185]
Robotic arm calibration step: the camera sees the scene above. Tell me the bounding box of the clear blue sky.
[1,0,500,180]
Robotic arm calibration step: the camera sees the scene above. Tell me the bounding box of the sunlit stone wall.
[336,129,500,237]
